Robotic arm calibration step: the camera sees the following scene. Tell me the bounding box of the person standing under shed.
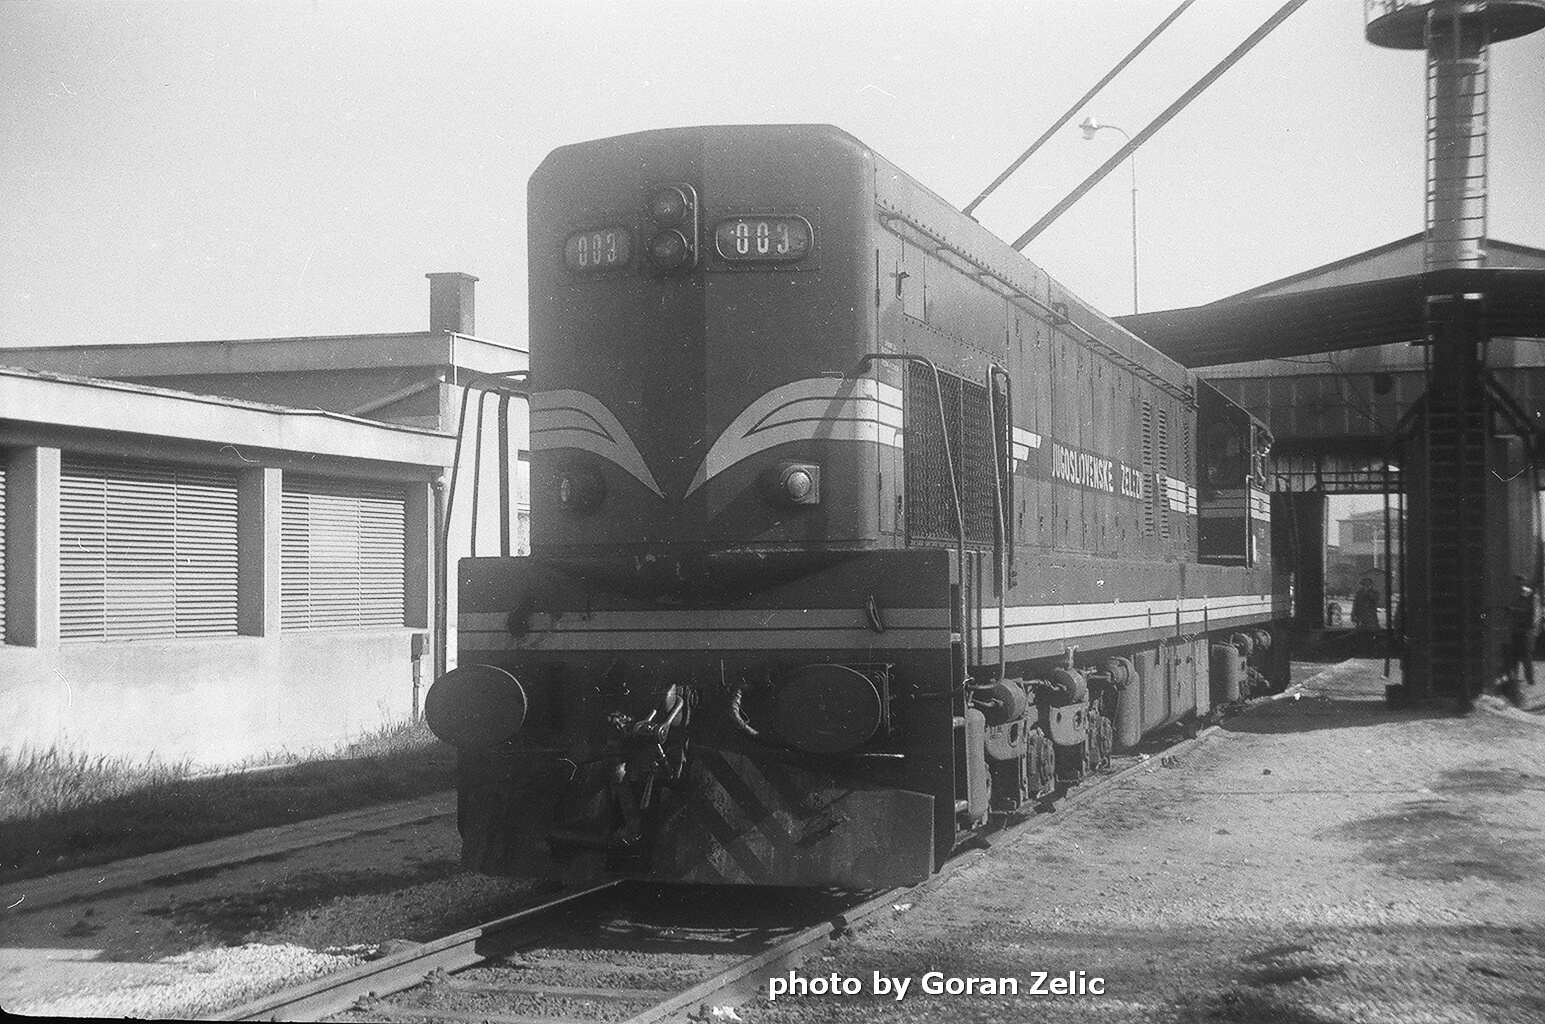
[1505,575,1539,703]
[1352,578,1380,632]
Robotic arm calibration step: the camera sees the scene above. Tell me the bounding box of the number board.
[713,216,813,263]
[563,228,633,271]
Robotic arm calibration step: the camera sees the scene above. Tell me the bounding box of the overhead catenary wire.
[962,0,1197,218]
[1011,0,1311,251]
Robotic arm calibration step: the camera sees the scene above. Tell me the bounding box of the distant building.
[1327,508,1402,597]
[1339,508,1400,565]
[1,274,528,762]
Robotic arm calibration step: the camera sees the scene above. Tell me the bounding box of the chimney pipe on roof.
[427,272,478,335]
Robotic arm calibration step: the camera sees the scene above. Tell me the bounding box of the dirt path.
[745,662,1545,1023]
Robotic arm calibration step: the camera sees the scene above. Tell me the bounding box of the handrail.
[434,368,531,682]
[876,210,1193,405]
[986,362,1014,686]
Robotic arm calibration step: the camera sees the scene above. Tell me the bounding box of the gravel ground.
[740,661,1545,1024]
[0,809,537,1019]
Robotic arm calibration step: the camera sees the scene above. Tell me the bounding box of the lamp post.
[1078,116,1139,314]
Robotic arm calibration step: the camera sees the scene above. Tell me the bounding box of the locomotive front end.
[427,122,1291,890]
[426,126,955,888]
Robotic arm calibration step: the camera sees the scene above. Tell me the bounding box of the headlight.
[769,461,820,506]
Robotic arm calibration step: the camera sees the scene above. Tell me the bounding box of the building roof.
[0,365,455,468]
[0,330,526,381]
[1218,234,1545,302]
[1119,260,1545,369]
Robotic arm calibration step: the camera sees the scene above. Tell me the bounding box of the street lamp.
[1078,116,1139,314]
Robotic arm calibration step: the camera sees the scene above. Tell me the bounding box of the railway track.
[219,720,1230,1024]
[218,880,899,1024]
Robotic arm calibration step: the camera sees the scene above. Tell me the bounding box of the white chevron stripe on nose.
[686,377,904,497]
[531,389,664,498]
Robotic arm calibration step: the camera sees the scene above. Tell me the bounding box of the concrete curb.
[1292,658,1544,724]
[1290,658,1374,693]
[2,791,455,916]
[1474,693,1545,728]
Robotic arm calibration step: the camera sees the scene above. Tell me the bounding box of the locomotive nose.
[424,664,528,748]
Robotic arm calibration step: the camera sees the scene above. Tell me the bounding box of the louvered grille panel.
[958,382,998,545]
[1140,401,1155,538]
[1180,417,1193,546]
[1157,409,1171,541]
[905,368,958,545]
[904,366,997,548]
[282,477,407,631]
[59,457,239,642]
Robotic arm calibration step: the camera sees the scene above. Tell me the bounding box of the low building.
[5,272,530,681]
[0,368,455,763]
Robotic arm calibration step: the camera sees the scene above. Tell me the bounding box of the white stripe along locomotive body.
[428,125,1289,888]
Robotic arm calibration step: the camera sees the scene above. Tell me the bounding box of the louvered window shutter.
[0,462,7,639]
[282,477,407,630]
[59,457,239,641]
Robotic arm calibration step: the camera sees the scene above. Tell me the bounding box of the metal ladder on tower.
[1413,2,1492,698]
[1420,340,1489,694]
[1423,0,1489,271]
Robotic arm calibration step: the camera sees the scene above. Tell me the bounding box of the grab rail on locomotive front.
[987,362,1014,687]
[855,354,965,690]
[433,368,530,681]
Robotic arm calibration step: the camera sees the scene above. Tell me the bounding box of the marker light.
[556,463,606,514]
[646,182,698,272]
[650,186,689,225]
[648,229,690,270]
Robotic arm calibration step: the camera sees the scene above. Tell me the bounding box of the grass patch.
[0,720,456,884]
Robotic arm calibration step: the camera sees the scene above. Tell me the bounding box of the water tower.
[1364,0,1545,704]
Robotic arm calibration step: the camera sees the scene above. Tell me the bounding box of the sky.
[2,0,1542,351]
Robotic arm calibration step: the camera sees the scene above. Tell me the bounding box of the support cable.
[962,0,1196,218]
[1011,0,1311,250]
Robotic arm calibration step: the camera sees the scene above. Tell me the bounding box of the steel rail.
[216,881,623,1022]
[621,887,905,1024]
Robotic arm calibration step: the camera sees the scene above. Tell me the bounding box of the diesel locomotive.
[425,124,1290,889]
